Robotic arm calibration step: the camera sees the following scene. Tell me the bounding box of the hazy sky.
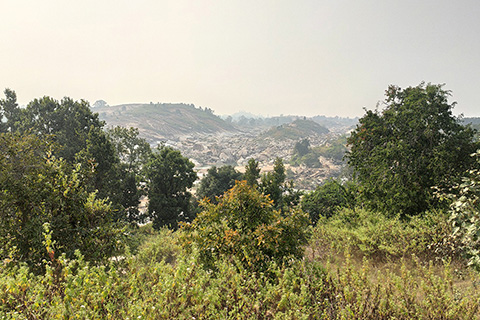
[1,1,479,117]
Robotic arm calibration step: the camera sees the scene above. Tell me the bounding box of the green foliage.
[182,181,310,273]
[346,83,479,216]
[1,230,479,319]
[293,138,311,157]
[0,90,140,221]
[107,126,151,175]
[301,179,357,222]
[315,135,348,163]
[0,133,124,272]
[0,88,19,133]
[260,157,287,208]
[196,165,243,203]
[445,150,480,270]
[107,126,152,222]
[291,138,322,168]
[312,208,457,261]
[262,119,329,140]
[145,145,197,229]
[244,158,260,187]
[135,228,182,266]
[259,158,302,210]
[19,96,105,163]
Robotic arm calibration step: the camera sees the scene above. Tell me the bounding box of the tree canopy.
[0,133,123,272]
[145,145,197,229]
[196,165,243,203]
[346,83,479,216]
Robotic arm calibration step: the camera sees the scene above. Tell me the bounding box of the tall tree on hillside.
[0,90,137,219]
[260,157,287,208]
[0,89,20,133]
[20,96,105,162]
[145,145,197,229]
[346,83,479,216]
[244,158,260,187]
[197,165,243,203]
[107,126,152,222]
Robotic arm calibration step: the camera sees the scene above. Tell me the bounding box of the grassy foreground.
[1,210,480,319]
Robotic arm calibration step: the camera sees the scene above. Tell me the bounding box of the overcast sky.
[1,0,479,117]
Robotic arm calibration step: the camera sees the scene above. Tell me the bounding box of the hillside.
[94,103,238,142]
[261,119,329,140]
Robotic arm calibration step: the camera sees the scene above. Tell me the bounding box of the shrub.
[301,179,356,222]
[135,228,182,266]
[445,150,480,270]
[311,208,457,262]
[181,181,311,272]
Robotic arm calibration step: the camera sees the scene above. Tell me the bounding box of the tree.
[346,83,479,216]
[196,165,243,203]
[244,158,260,187]
[301,179,356,223]
[77,128,121,206]
[260,157,287,208]
[0,88,20,132]
[182,181,310,272]
[106,126,151,175]
[18,96,105,163]
[107,126,152,222]
[0,133,124,272]
[145,145,197,229]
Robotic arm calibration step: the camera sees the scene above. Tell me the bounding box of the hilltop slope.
[261,119,329,140]
[94,103,238,142]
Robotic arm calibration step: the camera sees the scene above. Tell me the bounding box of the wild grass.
[1,210,479,319]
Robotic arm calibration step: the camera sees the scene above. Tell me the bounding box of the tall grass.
[1,212,479,319]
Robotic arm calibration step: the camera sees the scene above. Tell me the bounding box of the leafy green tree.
[19,96,105,163]
[346,83,479,216]
[301,179,357,223]
[182,181,310,272]
[0,88,20,132]
[145,145,197,229]
[0,133,124,272]
[2,92,134,218]
[77,128,121,205]
[260,157,287,208]
[197,165,243,203]
[291,139,322,168]
[244,158,260,187]
[107,126,151,175]
[107,126,152,222]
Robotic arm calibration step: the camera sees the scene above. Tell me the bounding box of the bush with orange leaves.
[181,181,310,273]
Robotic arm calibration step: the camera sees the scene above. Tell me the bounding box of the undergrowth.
[1,211,479,319]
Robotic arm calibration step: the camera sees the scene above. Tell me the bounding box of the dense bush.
[0,133,124,272]
[301,179,357,222]
[311,208,458,262]
[182,181,310,272]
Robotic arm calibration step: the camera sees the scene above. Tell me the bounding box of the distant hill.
[310,115,358,130]
[94,103,238,142]
[261,119,329,140]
